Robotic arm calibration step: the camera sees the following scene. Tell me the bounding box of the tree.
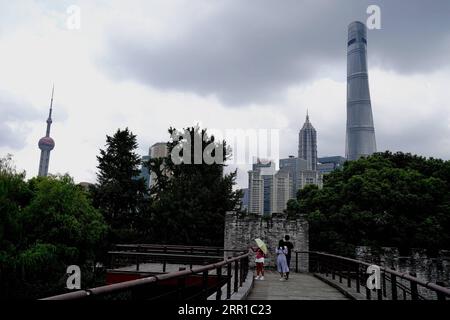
[0,155,107,299]
[293,152,450,256]
[145,126,242,246]
[286,199,300,218]
[92,128,148,242]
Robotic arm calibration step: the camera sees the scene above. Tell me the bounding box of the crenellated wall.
[224,212,309,272]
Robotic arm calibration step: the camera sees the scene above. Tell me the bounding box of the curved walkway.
[247,270,349,300]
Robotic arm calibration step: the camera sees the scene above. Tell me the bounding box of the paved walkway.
[247,271,349,300]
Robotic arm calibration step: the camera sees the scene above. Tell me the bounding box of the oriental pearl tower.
[38,86,55,177]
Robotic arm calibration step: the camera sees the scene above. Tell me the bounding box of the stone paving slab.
[246,271,348,300]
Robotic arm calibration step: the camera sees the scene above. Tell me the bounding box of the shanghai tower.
[345,21,376,160]
[38,86,55,177]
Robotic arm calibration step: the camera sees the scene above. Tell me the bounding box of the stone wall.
[224,212,309,272]
[356,246,450,298]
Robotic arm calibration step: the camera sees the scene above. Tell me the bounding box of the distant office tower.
[248,155,323,215]
[149,142,169,188]
[248,162,293,215]
[279,156,307,198]
[248,170,264,215]
[298,112,317,170]
[248,159,276,215]
[272,170,292,213]
[252,158,274,171]
[279,155,323,195]
[317,156,346,175]
[38,86,56,177]
[346,21,377,160]
[297,170,323,190]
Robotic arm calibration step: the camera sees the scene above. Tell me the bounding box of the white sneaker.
[260,276,264,281]
[255,276,260,280]
[279,278,285,281]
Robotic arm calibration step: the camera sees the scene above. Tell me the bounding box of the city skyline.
[1,1,450,189]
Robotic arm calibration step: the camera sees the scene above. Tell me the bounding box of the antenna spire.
[46,85,54,137]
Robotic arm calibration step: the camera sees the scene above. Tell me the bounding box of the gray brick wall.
[224,212,309,272]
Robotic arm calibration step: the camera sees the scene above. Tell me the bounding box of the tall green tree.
[92,128,148,242]
[293,152,450,256]
[0,155,107,298]
[146,126,242,246]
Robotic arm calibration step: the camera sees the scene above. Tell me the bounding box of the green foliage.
[292,152,450,255]
[92,128,148,242]
[286,199,300,218]
[145,126,242,246]
[0,155,107,299]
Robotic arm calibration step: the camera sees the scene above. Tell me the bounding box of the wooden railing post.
[356,264,360,293]
[244,256,249,281]
[391,273,398,300]
[331,258,336,280]
[295,252,298,273]
[347,264,351,288]
[202,268,209,300]
[239,259,244,287]
[163,246,167,272]
[136,254,140,271]
[178,267,186,300]
[234,260,239,293]
[216,266,222,300]
[227,260,232,299]
[409,272,419,300]
[436,282,446,301]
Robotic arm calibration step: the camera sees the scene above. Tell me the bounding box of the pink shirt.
[252,248,265,259]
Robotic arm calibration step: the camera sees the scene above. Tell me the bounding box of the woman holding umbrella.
[250,238,267,280]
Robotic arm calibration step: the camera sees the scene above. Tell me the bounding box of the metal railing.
[109,244,247,272]
[41,252,250,300]
[295,251,450,300]
[113,244,242,255]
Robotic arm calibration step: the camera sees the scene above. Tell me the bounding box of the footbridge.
[42,244,450,301]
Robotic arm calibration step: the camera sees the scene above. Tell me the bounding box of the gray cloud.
[100,0,450,105]
[0,92,40,149]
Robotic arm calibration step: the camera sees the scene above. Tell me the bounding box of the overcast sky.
[1,0,450,188]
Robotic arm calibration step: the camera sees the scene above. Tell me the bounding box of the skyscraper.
[38,86,55,177]
[248,159,292,215]
[345,21,377,160]
[298,112,317,170]
[248,159,276,216]
[317,156,346,175]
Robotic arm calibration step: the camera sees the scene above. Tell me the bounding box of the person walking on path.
[250,239,267,280]
[284,235,294,280]
[276,239,289,281]
[250,247,266,280]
